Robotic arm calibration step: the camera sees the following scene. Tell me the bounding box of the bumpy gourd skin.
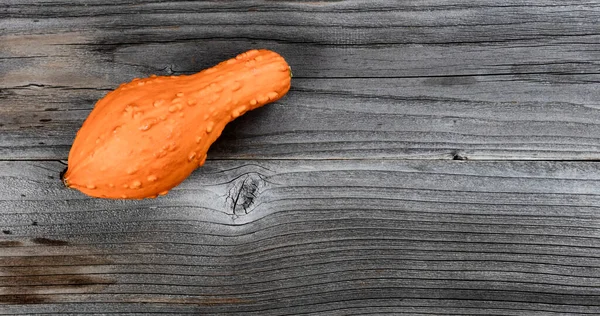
[63,49,291,199]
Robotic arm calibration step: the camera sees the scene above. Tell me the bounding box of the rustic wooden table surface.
[1,1,600,315]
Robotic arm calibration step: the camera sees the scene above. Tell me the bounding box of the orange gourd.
[63,49,291,199]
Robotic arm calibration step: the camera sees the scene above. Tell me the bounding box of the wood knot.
[226,173,266,216]
[452,151,468,161]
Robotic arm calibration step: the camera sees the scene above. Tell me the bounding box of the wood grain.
[3,76,600,160]
[2,1,600,315]
[2,160,600,315]
[1,0,599,160]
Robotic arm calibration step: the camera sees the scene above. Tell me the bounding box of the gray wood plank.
[2,76,600,160]
[2,0,598,82]
[2,26,599,84]
[1,160,600,315]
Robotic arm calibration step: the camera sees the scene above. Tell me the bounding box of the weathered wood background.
[1,0,600,315]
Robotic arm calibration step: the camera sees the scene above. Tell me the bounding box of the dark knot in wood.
[226,172,266,216]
